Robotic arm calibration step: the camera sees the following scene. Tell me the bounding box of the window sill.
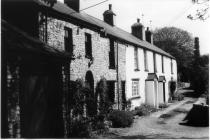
[130,95,141,100]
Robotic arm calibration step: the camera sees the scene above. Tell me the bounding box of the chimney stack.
[64,0,80,12]
[194,37,200,58]
[103,4,116,26]
[145,27,153,44]
[131,18,145,40]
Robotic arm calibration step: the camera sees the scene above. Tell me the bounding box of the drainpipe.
[116,41,119,110]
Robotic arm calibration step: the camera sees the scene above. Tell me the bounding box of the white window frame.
[132,79,140,97]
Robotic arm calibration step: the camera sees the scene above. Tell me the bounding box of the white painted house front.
[126,20,177,110]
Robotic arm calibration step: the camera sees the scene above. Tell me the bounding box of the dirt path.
[107,97,209,139]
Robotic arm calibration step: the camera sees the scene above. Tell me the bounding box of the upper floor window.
[153,53,157,72]
[144,50,148,71]
[134,47,139,71]
[64,27,73,54]
[85,33,92,59]
[132,79,139,97]
[109,39,115,69]
[171,59,174,74]
[162,56,164,73]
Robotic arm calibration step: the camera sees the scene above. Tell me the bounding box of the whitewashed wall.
[126,45,177,109]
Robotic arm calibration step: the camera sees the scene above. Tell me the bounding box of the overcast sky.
[60,0,210,55]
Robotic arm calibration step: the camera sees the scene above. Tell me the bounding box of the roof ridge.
[33,0,174,59]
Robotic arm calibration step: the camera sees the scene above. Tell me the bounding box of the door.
[163,82,166,102]
[20,62,64,138]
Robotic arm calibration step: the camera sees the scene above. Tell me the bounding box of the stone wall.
[41,14,126,109]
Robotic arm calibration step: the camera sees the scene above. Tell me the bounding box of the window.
[85,33,92,58]
[64,27,73,54]
[171,59,174,74]
[132,79,139,96]
[144,50,148,71]
[134,47,139,71]
[162,56,164,73]
[109,39,115,69]
[153,53,157,72]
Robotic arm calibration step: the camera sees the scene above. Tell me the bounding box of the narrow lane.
[109,97,209,139]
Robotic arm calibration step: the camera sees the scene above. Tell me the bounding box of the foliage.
[108,110,133,128]
[70,79,86,117]
[95,77,113,116]
[67,79,95,138]
[125,99,132,110]
[91,77,113,133]
[177,94,185,101]
[91,114,110,134]
[159,103,169,109]
[190,54,209,95]
[153,27,194,81]
[188,0,209,21]
[170,81,176,94]
[69,117,92,138]
[133,104,158,116]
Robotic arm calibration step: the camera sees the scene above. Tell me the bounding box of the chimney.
[103,4,116,26]
[145,27,153,44]
[194,37,200,58]
[131,18,145,40]
[64,0,80,12]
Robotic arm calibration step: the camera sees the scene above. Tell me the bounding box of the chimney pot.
[103,4,115,26]
[109,4,112,10]
[137,18,140,23]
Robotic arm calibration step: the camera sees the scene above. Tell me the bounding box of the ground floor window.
[132,79,139,96]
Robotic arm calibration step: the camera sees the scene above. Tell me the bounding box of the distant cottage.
[2,0,177,138]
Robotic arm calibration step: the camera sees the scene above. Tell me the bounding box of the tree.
[153,27,194,81]
[190,38,209,95]
[188,0,209,20]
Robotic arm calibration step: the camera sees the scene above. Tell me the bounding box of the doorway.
[20,62,64,138]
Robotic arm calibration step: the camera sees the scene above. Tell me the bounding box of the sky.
[60,0,210,55]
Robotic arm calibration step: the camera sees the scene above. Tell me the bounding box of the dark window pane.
[85,33,92,58]
[64,27,73,55]
[109,39,115,69]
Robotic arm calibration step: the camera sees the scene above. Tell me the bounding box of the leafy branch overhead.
[188,0,209,20]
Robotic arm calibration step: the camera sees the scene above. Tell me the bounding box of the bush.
[69,117,91,138]
[95,77,113,116]
[133,104,158,116]
[177,94,184,101]
[91,114,106,130]
[159,103,169,109]
[108,110,133,128]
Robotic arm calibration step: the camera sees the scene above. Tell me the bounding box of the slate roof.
[158,76,166,82]
[2,20,72,60]
[34,0,175,59]
[146,73,158,81]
